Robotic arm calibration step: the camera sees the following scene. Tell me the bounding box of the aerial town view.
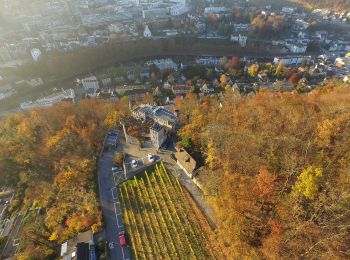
[0,0,349,259]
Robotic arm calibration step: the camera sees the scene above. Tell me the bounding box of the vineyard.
[119,163,216,259]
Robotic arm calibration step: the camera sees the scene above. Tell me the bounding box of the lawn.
[119,163,216,259]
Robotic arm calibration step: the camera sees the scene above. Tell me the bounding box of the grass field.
[119,163,216,259]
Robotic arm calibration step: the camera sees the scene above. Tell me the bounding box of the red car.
[119,231,126,246]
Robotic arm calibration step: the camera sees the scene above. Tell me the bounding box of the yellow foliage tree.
[292,166,324,200]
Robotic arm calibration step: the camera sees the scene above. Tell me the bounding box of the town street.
[97,146,130,260]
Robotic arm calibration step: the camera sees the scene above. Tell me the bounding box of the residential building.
[150,122,167,149]
[26,78,44,87]
[282,6,297,14]
[143,25,152,38]
[132,104,178,129]
[175,148,198,178]
[233,23,251,32]
[142,8,168,19]
[145,58,177,71]
[196,56,220,66]
[123,88,147,102]
[60,230,95,260]
[20,89,75,110]
[172,84,191,95]
[231,34,247,47]
[273,56,311,66]
[140,67,150,80]
[169,3,189,16]
[204,7,228,16]
[81,76,100,97]
[285,42,307,54]
[30,48,41,61]
[0,84,16,101]
[99,75,112,87]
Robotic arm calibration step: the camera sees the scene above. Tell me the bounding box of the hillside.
[0,99,129,259]
[175,81,350,258]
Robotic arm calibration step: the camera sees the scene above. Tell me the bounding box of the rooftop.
[150,122,164,132]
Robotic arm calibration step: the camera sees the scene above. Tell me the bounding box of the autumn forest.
[0,99,129,258]
[175,81,350,259]
[1,81,350,258]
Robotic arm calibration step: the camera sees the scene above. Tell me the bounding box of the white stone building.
[81,76,100,96]
[143,25,152,38]
[30,48,41,61]
[150,123,167,149]
[20,89,75,110]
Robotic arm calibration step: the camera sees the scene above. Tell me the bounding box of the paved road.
[97,134,130,260]
[1,213,25,258]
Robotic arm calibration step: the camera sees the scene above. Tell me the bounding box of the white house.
[143,25,152,38]
[145,58,178,71]
[231,34,248,47]
[274,56,311,65]
[30,48,41,61]
[169,3,189,16]
[20,89,75,110]
[81,76,99,97]
[204,7,228,16]
[26,78,44,87]
[150,123,167,149]
[285,42,307,54]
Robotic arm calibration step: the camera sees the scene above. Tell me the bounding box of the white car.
[147,154,155,162]
[131,160,138,168]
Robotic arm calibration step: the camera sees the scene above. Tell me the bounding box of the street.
[97,135,130,260]
[0,213,25,259]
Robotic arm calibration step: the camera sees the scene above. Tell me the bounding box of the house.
[99,75,111,87]
[196,56,220,66]
[282,6,296,14]
[123,89,147,102]
[20,89,75,110]
[204,7,228,17]
[81,76,99,97]
[175,148,199,178]
[273,56,311,66]
[60,230,95,260]
[233,23,251,32]
[0,84,16,101]
[143,25,152,38]
[140,67,150,80]
[200,83,214,94]
[26,78,44,87]
[172,84,191,95]
[230,34,247,47]
[150,123,167,149]
[132,104,178,129]
[169,3,189,16]
[30,48,41,61]
[285,42,307,54]
[145,59,178,71]
[344,75,350,83]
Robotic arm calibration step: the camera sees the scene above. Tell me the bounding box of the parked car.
[119,231,126,246]
[148,154,155,162]
[131,160,138,168]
